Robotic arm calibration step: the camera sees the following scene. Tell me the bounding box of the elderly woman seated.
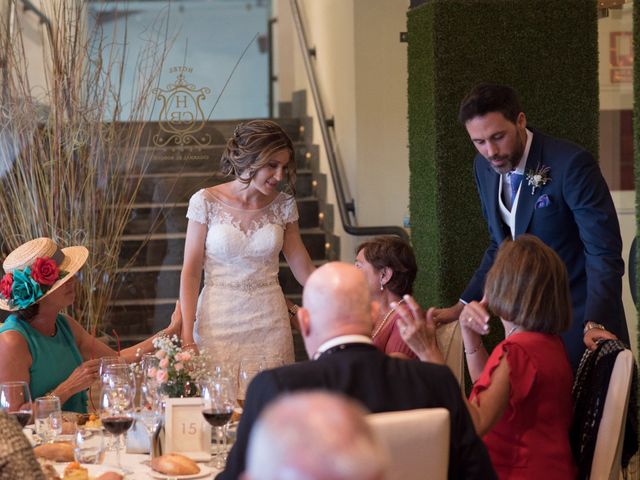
[0,237,181,413]
[355,236,417,359]
[397,235,576,479]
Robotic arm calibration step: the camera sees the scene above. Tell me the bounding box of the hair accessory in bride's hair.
[233,123,243,140]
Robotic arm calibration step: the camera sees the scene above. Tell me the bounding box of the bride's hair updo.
[221,120,296,194]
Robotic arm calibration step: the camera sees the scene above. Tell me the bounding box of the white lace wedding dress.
[186,188,296,370]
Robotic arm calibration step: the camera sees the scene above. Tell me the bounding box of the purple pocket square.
[535,194,551,209]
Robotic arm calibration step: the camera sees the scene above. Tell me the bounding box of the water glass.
[34,396,62,443]
[74,427,105,464]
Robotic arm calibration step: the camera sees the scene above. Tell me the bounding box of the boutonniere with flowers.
[0,257,68,309]
[525,163,551,195]
[151,335,209,398]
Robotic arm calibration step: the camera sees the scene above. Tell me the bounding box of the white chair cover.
[590,349,634,479]
[367,408,450,480]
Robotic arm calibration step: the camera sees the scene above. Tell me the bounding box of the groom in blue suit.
[434,83,629,369]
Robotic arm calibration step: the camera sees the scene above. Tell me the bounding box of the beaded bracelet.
[464,340,483,355]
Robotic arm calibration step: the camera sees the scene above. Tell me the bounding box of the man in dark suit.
[218,262,496,480]
[433,83,629,369]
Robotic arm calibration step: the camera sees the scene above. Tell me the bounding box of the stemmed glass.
[137,366,163,460]
[0,381,32,428]
[100,382,134,473]
[201,378,235,469]
[238,357,265,407]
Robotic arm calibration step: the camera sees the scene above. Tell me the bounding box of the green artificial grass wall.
[407,0,599,311]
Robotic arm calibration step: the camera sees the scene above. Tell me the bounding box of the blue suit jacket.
[461,130,629,368]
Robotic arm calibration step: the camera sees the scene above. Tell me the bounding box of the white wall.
[276,0,409,261]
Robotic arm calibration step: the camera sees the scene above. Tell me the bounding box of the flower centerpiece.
[151,335,208,398]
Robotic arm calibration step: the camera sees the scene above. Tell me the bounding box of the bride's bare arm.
[282,221,315,286]
[180,219,207,349]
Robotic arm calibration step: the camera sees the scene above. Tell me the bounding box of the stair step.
[123,197,320,235]
[110,259,331,302]
[135,143,316,173]
[132,170,315,204]
[118,227,332,267]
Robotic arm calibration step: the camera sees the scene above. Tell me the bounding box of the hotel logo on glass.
[152,66,212,146]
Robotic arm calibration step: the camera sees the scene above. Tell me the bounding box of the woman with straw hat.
[0,237,182,413]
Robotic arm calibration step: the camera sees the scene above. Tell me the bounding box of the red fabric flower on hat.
[0,273,12,300]
[30,257,60,286]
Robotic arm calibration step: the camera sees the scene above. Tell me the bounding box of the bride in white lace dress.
[180,120,315,372]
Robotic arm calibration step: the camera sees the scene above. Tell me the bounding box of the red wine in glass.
[102,416,134,435]
[10,410,32,428]
[202,409,233,427]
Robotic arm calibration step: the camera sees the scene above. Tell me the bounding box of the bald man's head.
[243,391,387,480]
[299,262,375,355]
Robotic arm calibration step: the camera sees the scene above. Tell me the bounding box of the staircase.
[104,111,339,361]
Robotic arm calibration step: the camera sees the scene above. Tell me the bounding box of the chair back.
[436,321,463,387]
[590,349,634,479]
[367,408,449,480]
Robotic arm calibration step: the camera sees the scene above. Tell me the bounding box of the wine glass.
[34,396,62,443]
[137,373,163,460]
[100,382,134,473]
[99,356,126,379]
[140,353,160,405]
[238,356,265,407]
[101,363,135,390]
[0,381,32,428]
[201,378,235,469]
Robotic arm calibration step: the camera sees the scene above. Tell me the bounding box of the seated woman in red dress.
[355,236,417,359]
[396,235,577,479]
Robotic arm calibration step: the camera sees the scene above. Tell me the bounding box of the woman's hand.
[56,358,101,401]
[395,295,444,364]
[459,299,491,336]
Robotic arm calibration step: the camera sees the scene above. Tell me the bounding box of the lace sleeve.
[186,189,208,225]
[279,193,299,224]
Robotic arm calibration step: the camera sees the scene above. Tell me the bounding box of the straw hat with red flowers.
[0,237,88,311]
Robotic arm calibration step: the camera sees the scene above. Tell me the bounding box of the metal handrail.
[289,0,409,242]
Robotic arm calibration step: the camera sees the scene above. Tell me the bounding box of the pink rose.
[30,257,60,286]
[174,353,183,362]
[174,362,184,372]
[0,273,13,300]
[155,350,166,359]
[156,369,168,383]
[159,358,169,369]
[180,352,192,362]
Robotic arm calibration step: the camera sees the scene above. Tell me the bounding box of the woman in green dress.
[0,237,181,413]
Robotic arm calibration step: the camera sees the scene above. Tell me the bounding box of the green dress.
[0,314,87,413]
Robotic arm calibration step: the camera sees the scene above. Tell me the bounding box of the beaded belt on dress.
[204,278,279,292]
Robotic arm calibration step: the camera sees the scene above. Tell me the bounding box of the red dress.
[470,332,577,479]
[372,311,417,359]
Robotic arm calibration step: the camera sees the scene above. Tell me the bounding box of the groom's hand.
[432,301,465,325]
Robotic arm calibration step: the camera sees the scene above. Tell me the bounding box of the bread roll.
[95,473,124,480]
[33,442,74,462]
[151,453,201,475]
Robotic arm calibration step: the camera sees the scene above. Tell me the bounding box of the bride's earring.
[380,277,384,291]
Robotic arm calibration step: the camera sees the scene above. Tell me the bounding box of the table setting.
[2,343,254,479]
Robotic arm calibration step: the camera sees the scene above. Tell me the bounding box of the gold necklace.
[372,299,405,340]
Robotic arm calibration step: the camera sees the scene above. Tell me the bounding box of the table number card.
[164,398,212,461]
